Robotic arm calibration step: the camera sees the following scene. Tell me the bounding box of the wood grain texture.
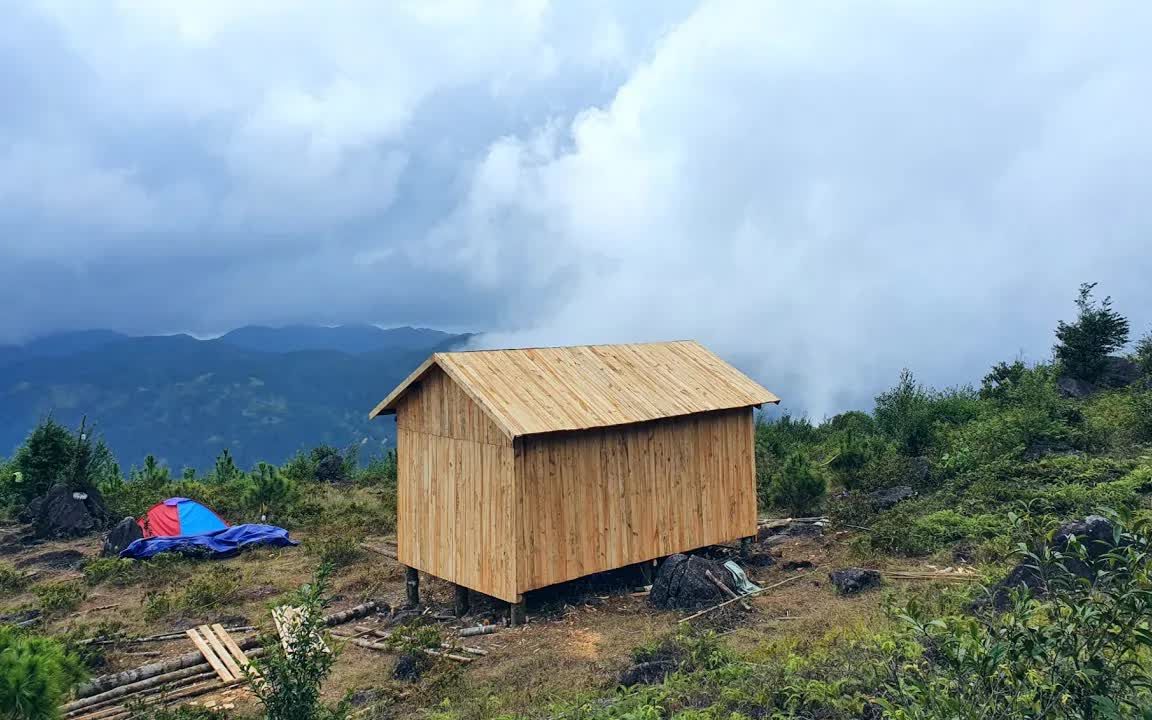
[396,425,516,601]
[370,340,778,435]
[384,342,768,602]
[515,408,757,592]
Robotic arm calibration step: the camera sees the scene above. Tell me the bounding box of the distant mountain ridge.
[0,325,472,471]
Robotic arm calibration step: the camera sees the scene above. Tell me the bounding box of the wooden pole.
[453,584,470,617]
[679,568,821,624]
[405,567,420,608]
[739,537,752,560]
[704,570,750,611]
[508,597,526,627]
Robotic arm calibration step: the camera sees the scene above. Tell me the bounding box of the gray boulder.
[26,484,110,539]
[102,516,144,557]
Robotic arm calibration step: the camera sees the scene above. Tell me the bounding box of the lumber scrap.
[186,627,237,682]
[459,624,498,638]
[64,670,216,718]
[74,636,258,698]
[82,625,256,646]
[64,669,216,716]
[704,570,750,611]
[323,601,381,627]
[679,568,822,624]
[71,678,241,720]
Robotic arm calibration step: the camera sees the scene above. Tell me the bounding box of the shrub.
[307,534,363,570]
[245,463,297,522]
[878,513,1152,718]
[82,558,136,586]
[33,582,87,614]
[874,370,936,455]
[179,567,241,614]
[0,625,87,720]
[1054,282,1130,383]
[251,564,349,720]
[1135,330,1152,376]
[770,452,826,516]
[11,418,74,504]
[0,564,29,595]
[826,428,883,490]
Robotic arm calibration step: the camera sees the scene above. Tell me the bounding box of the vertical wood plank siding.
[515,407,756,593]
[395,367,516,601]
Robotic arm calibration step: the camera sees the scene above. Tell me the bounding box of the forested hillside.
[0,326,468,470]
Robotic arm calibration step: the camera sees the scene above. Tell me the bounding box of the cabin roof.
[368,340,779,438]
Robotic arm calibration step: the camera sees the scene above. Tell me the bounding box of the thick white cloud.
[2,0,1150,416]
[426,0,1152,415]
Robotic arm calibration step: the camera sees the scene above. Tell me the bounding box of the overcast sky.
[2,1,1150,415]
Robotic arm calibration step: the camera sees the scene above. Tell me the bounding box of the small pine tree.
[979,359,1027,401]
[1054,282,1130,382]
[0,625,86,720]
[245,463,296,522]
[211,449,242,484]
[770,452,826,516]
[13,418,75,502]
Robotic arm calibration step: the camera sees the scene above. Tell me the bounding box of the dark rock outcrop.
[867,485,915,510]
[829,568,881,595]
[25,484,110,539]
[1057,356,1142,399]
[102,516,144,557]
[986,515,1116,611]
[649,554,738,610]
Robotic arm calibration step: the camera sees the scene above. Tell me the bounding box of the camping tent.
[139,497,229,538]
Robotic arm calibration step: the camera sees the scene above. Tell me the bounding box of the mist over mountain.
[0,325,468,472]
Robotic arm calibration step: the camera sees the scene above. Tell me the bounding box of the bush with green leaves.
[8,418,73,505]
[874,370,980,456]
[769,451,826,516]
[1134,330,1152,376]
[0,564,29,596]
[34,581,87,614]
[0,625,86,720]
[1054,282,1130,383]
[878,513,1152,719]
[250,564,349,720]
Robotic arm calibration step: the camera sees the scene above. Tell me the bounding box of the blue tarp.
[119,523,298,560]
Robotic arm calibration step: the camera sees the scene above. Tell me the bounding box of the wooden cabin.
[368,340,779,612]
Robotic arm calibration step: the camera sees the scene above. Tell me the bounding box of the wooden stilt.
[509,596,526,627]
[638,560,655,586]
[405,567,420,608]
[740,537,752,560]
[453,584,470,617]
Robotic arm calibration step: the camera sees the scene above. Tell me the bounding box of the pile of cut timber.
[64,601,381,720]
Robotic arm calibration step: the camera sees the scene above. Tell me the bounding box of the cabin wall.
[514,407,757,593]
[395,367,517,602]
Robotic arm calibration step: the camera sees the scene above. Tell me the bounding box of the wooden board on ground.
[185,625,255,682]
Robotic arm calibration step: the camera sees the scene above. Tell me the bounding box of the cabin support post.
[453,584,470,617]
[405,567,420,608]
[740,537,752,561]
[508,596,526,627]
[638,560,655,586]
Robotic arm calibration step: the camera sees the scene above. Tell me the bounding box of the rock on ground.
[867,485,915,510]
[649,554,739,610]
[102,516,144,557]
[24,484,111,539]
[986,515,1115,611]
[393,652,429,682]
[829,568,882,595]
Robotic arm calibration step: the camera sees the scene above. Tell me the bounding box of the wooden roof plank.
[369,340,778,437]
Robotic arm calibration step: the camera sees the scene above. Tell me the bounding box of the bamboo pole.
[679,568,821,624]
